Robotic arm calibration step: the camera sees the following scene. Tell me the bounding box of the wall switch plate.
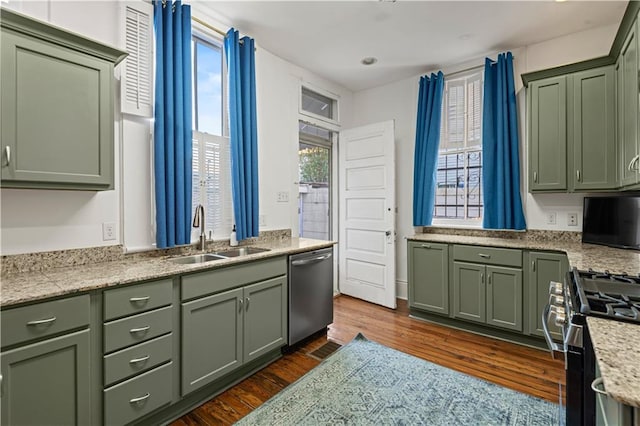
[546,212,557,225]
[276,191,289,202]
[259,214,266,226]
[568,213,578,226]
[102,222,116,241]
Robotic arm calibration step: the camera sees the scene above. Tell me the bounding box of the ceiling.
[202,1,628,92]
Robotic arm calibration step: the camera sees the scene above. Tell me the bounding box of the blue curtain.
[413,72,445,226]
[482,52,526,230]
[225,29,259,241]
[153,0,193,248]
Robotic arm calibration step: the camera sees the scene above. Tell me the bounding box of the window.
[191,30,232,241]
[299,85,339,125]
[434,69,483,221]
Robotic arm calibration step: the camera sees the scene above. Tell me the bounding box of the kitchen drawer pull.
[591,377,607,396]
[26,317,57,326]
[129,393,150,404]
[129,355,150,365]
[129,326,150,334]
[478,253,491,259]
[4,146,10,166]
[129,296,150,303]
[420,244,432,249]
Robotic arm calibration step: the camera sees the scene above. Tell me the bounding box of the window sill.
[429,220,483,229]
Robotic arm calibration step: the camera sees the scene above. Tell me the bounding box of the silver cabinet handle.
[129,296,150,303]
[129,326,150,334]
[129,393,150,404]
[129,355,150,365]
[576,170,581,182]
[591,377,607,396]
[245,297,250,311]
[532,260,536,272]
[488,274,492,285]
[4,146,10,166]
[0,372,3,398]
[633,155,640,172]
[480,273,484,283]
[238,298,243,313]
[478,253,490,259]
[420,244,431,249]
[533,171,538,183]
[27,317,57,326]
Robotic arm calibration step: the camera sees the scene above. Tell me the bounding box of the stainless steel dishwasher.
[288,247,334,346]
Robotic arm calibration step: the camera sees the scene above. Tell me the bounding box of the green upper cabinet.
[570,66,617,190]
[618,20,639,188]
[408,241,449,315]
[0,9,126,190]
[529,76,568,191]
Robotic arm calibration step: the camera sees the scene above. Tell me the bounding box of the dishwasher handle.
[291,253,332,266]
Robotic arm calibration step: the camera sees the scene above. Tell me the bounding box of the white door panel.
[339,120,396,308]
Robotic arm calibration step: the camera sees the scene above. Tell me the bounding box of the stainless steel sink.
[214,247,270,257]
[169,254,227,264]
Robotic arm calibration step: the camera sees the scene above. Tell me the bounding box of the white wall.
[0,0,353,255]
[348,23,619,296]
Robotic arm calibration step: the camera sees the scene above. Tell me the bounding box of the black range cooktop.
[573,269,640,323]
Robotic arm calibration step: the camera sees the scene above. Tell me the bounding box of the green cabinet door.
[1,329,91,425]
[528,252,569,339]
[619,23,639,187]
[571,66,617,190]
[243,276,287,363]
[452,261,485,324]
[0,28,116,190]
[181,287,243,396]
[408,241,449,315]
[529,76,567,191]
[486,266,523,332]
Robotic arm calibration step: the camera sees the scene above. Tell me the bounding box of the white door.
[339,120,396,309]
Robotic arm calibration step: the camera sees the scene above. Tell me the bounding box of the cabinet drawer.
[181,256,287,301]
[103,333,172,387]
[104,279,172,321]
[104,306,172,354]
[104,362,172,426]
[1,295,90,348]
[453,245,522,267]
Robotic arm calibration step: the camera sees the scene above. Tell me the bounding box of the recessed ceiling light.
[361,57,378,66]
[555,0,567,3]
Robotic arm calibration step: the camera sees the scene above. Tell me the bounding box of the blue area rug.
[236,333,563,425]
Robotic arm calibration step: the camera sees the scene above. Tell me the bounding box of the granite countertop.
[587,317,640,407]
[408,234,640,275]
[0,238,335,308]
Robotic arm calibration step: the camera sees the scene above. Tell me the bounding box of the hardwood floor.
[173,295,565,425]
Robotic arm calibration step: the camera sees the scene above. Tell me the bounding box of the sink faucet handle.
[193,204,203,228]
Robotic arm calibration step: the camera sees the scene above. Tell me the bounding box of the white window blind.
[192,131,233,241]
[121,2,153,117]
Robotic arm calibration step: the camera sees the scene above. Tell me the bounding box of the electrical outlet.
[277,191,289,202]
[259,214,266,226]
[102,222,116,241]
[546,212,557,225]
[568,213,578,226]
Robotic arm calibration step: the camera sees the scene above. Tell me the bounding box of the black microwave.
[582,194,640,250]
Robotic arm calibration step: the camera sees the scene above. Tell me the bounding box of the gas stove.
[572,268,640,323]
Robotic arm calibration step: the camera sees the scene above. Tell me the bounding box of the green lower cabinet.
[181,275,287,396]
[453,262,523,332]
[181,287,244,396]
[243,276,287,363]
[486,266,523,332]
[528,252,569,339]
[1,329,91,425]
[408,242,449,315]
[452,262,486,324]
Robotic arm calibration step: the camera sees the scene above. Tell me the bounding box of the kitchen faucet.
[192,204,206,251]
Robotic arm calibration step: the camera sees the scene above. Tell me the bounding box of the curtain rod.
[191,16,253,49]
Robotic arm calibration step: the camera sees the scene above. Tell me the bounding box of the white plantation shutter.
[121,2,153,117]
[467,73,482,148]
[440,69,483,151]
[192,131,233,241]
